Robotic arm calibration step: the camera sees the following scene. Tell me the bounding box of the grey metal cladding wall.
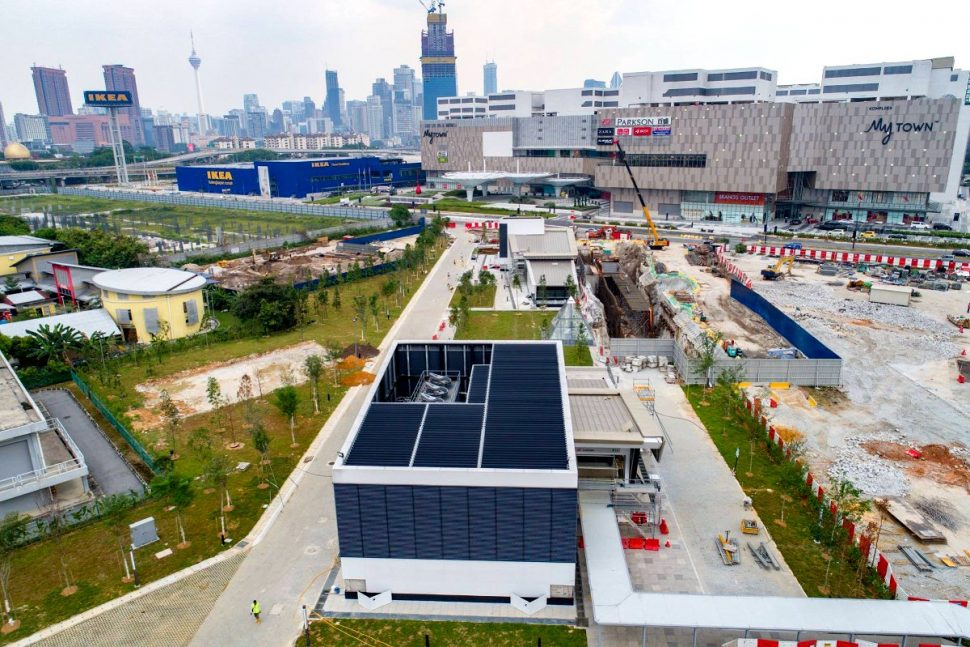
[608,338,676,357]
[514,115,595,148]
[333,484,577,563]
[787,97,959,192]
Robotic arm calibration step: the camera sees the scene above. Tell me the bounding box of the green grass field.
[684,385,891,599]
[0,195,346,246]
[449,284,496,308]
[456,310,593,366]
[304,618,586,646]
[0,241,447,644]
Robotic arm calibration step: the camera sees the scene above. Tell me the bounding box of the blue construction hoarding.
[175,156,423,198]
[730,280,840,360]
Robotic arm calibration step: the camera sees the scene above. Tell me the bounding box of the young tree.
[99,493,136,582]
[323,340,343,386]
[316,285,329,317]
[272,385,300,447]
[332,284,342,310]
[40,495,75,596]
[827,478,872,543]
[252,422,271,489]
[303,354,324,414]
[537,274,548,307]
[235,374,255,445]
[575,322,589,349]
[352,295,367,341]
[187,427,213,462]
[512,273,522,292]
[0,513,29,629]
[158,389,181,458]
[695,332,722,393]
[150,471,195,549]
[368,294,380,331]
[564,274,578,304]
[203,453,235,530]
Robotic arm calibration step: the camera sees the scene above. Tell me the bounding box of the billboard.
[258,166,271,198]
[615,116,671,127]
[596,136,616,146]
[83,90,134,107]
[633,126,652,137]
[616,127,632,136]
[596,127,615,137]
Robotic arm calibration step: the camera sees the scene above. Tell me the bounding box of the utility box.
[129,517,160,549]
[869,284,912,307]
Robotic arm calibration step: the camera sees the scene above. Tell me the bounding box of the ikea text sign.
[84,91,134,107]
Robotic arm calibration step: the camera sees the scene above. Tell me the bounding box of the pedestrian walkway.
[22,552,244,647]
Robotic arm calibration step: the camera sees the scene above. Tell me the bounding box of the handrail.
[0,458,85,494]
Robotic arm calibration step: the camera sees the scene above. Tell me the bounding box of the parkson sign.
[864,117,936,145]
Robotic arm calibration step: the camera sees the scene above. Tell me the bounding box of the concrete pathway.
[189,232,476,646]
[34,389,144,496]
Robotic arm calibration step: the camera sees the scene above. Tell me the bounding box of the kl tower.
[188,32,208,135]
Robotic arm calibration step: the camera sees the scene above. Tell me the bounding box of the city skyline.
[2,0,970,118]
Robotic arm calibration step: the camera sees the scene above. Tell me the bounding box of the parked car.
[910,222,931,230]
[887,233,907,240]
[860,230,877,239]
[953,249,970,257]
[932,223,954,231]
[788,218,802,226]
[783,242,803,251]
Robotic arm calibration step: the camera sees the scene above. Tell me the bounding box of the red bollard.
[659,518,669,535]
[959,375,966,384]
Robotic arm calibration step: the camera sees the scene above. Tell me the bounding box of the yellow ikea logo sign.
[207,171,233,181]
[311,161,330,168]
[83,91,134,107]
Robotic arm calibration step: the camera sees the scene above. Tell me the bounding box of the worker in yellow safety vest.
[251,599,261,624]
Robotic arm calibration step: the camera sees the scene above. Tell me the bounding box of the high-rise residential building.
[365,95,384,141]
[103,64,145,145]
[0,102,8,147]
[338,89,347,127]
[346,100,368,135]
[420,7,457,119]
[324,70,342,129]
[221,113,242,138]
[31,66,73,117]
[484,61,497,95]
[14,114,50,145]
[153,124,176,153]
[246,110,267,141]
[371,78,394,140]
[188,33,208,134]
[394,65,416,103]
[243,93,260,113]
[303,96,316,120]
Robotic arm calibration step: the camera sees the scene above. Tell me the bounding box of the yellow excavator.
[614,140,670,250]
[761,255,794,280]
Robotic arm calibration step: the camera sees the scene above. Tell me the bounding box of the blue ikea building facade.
[175,156,423,198]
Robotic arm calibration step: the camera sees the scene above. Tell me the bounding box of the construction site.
[577,231,970,601]
[183,229,421,292]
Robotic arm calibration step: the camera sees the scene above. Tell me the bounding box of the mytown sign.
[864,117,938,145]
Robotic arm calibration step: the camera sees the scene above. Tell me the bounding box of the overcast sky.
[3,0,970,118]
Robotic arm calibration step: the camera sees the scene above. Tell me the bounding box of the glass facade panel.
[883,65,913,75]
[824,67,881,78]
[663,72,698,82]
[823,83,880,93]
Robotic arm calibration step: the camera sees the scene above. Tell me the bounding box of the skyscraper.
[365,95,384,142]
[610,72,623,89]
[371,78,393,140]
[394,65,416,103]
[31,66,73,117]
[188,32,208,134]
[324,70,342,129]
[420,6,457,120]
[103,64,145,145]
[346,100,368,135]
[0,102,8,147]
[243,94,260,113]
[483,61,497,96]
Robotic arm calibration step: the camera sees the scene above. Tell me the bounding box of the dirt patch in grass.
[131,341,326,430]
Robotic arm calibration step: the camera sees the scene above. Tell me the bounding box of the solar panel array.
[466,364,490,403]
[344,343,567,471]
[481,344,568,470]
[412,404,484,468]
[343,403,425,466]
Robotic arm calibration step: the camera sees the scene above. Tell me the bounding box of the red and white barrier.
[747,396,902,599]
[463,220,500,230]
[735,640,896,647]
[747,245,970,273]
[716,248,754,288]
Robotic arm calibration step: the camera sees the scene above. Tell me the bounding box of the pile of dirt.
[336,356,366,372]
[862,441,970,491]
[339,343,379,360]
[341,371,376,387]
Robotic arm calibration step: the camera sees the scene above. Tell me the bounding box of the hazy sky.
[3,0,970,118]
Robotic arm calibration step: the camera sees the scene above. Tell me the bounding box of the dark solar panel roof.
[467,365,490,403]
[344,403,425,466]
[412,404,485,468]
[344,343,568,471]
[481,344,568,470]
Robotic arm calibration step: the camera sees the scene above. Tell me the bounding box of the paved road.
[34,389,144,496]
[189,232,477,646]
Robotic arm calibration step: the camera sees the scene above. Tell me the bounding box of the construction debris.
[885,499,947,543]
[899,545,936,572]
[747,542,781,570]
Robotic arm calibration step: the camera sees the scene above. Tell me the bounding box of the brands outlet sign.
[600,116,672,141]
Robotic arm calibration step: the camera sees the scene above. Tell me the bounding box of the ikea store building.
[175,156,423,198]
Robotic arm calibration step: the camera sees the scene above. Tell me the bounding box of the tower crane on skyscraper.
[417,0,444,14]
